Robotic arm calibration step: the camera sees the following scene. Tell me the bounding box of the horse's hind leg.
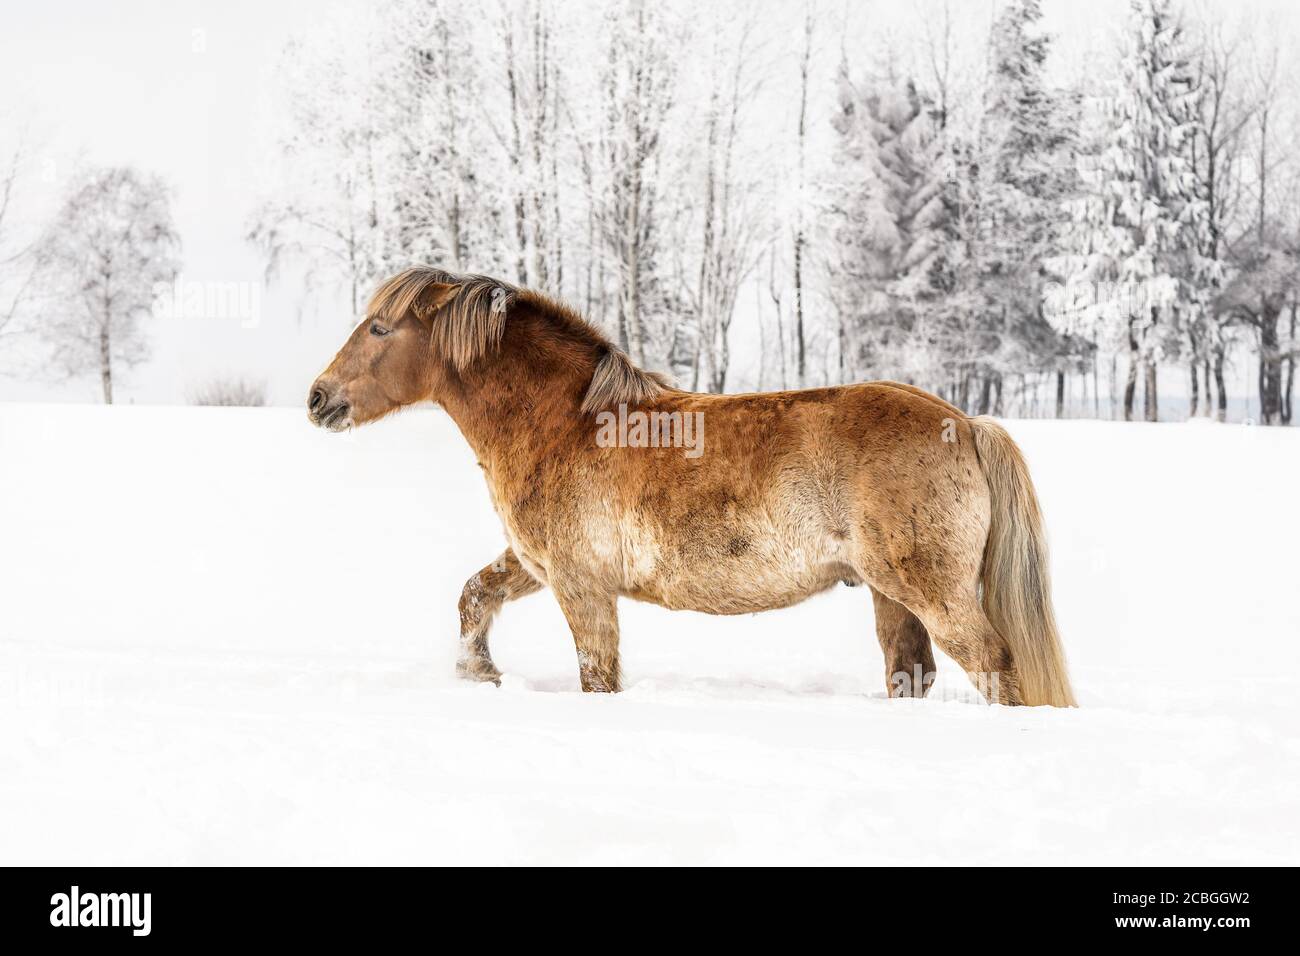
[457,548,542,684]
[870,587,936,698]
[914,598,1023,705]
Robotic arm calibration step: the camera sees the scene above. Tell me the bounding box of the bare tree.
[767,246,789,389]
[495,0,566,290]
[592,0,678,367]
[921,0,955,131]
[687,13,766,393]
[1219,40,1299,425]
[791,3,815,387]
[1189,10,1253,420]
[39,167,180,403]
[247,17,394,316]
[250,2,503,317]
[0,126,40,350]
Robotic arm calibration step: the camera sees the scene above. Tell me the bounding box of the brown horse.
[309,267,1075,706]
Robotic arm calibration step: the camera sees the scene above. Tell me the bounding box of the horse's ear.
[410,282,458,324]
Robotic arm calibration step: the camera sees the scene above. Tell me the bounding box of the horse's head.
[308,269,466,431]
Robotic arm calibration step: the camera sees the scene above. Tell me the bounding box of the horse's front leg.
[457,548,542,684]
[551,580,622,693]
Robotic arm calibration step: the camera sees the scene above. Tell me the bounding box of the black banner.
[0,866,1283,946]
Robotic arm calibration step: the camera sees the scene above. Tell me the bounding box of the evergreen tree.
[976,0,1079,415]
[823,63,958,385]
[1051,0,1209,421]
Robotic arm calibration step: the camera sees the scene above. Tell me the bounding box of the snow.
[2,403,1297,865]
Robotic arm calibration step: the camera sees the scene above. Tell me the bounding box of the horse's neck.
[438,344,592,473]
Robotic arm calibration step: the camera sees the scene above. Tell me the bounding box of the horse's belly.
[625,541,859,615]
[574,491,867,615]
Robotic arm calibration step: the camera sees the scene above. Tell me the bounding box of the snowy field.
[1,402,1298,865]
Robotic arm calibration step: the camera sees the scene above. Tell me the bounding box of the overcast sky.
[1,0,1295,405]
[1,0,331,403]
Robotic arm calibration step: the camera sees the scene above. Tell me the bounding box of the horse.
[308,267,1076,707]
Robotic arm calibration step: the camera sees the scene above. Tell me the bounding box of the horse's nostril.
[309,387,327,413]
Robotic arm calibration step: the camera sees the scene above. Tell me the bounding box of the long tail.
[968,417,1076,707]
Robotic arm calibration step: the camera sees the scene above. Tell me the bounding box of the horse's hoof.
[456,659,502,686]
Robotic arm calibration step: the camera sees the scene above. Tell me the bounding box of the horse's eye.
[369,323,391,337]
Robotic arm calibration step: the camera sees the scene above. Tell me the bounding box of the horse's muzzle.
[307,382,352,431]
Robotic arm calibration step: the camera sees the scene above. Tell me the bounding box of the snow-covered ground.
[1,403,1297,865]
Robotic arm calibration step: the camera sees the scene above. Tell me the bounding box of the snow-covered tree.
[0,121,41,356]
[494,0,567,289]
[250,2,508,317]
[249,13,395,315]
[822,60,959,385]
[1050,0,1210,422]
[1218,45,1300,425]
[1184,11,1252,419]
[681,11,767,393]
[976,0,1080,416]
[38,167,180,403]
[586,0,681,368]
[790,4,816,388]
[382,0,505,274]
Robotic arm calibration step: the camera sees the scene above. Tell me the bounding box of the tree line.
[4,0,1294,421]
[252,0,1299,423]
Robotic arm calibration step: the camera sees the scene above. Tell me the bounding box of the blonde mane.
[368,267,670,413]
